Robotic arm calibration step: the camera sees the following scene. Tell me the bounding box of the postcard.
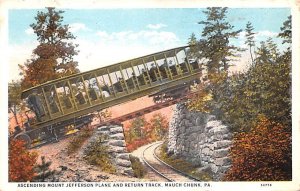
[1,0,299,191]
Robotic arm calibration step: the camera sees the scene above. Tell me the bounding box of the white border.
[0,1,299,191]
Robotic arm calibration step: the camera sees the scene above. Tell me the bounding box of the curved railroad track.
[142,141,200,182]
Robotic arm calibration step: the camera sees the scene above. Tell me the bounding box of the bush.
[129,155,146,178]
[34,156,56,182]
[84,136,116,174]
[66,126,93,155]
[9,139,38,182]
[224,116,292,181]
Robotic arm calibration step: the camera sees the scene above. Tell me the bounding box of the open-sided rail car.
[17,45,202,147]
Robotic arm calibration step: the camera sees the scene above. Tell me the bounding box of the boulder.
[108,140,126,147]
[116,159,131,168]
[110,126,124,134]
[213,148,229,158]
[116,153,130,160]
[215,157,231,166]
[214,140,231,149]
[110,133,125,140]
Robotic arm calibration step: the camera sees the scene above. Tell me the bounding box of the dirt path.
[32,135,140,182]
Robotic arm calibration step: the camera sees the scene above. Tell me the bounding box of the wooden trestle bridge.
[15,45,202,147]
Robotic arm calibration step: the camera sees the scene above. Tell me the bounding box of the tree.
[19,7,79,89]
[198,7,243,75]
[188,33,197,46]
[188,33,199,59]
[129,116,147,139]
[278,15,292,45]
[145,113,169,141]
[9,139,38,182]
[34,156,56,182]
[225,117,292,181]
[188,44,291,132]
[8,81,23,128]
[277,15,292,64]
[255,38,279,65]
[245,21,256,65]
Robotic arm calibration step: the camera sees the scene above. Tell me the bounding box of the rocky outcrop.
[83,124,134,176]
[168,103,232,180]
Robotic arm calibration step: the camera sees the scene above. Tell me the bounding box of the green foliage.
[8,80,24,127]
[255,38,280,64]
[225,117,292,181]
[159,143,212,181]
[84,136,116,174]
[187,10,292,182]
[130,116,147,139]
[198,7,243,74]
[129,155,146,178]
[145,113,169,141]
[188,33,197,46]
[278,15,292,45]
[66,126,93,155]
[19,8,79,89]
[245,21,256,64]
[189,42,291,132]
[34,156,56,182]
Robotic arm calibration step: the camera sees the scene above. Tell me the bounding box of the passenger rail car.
[17,46,202,147]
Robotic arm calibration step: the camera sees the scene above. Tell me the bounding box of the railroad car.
[14,45,202,148]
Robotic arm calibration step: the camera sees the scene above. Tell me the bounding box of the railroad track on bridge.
[141,142,200,182]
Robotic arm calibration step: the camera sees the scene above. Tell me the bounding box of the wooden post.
[106,68,117,97]
[41,87,52,119]
[53,84,64,114]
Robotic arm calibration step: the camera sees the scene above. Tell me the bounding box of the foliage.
[33,156,56,182]
[145,113,169,141]
[277,15,292,64]
[224,117,292,181]
[187,12,292,181]
[8,80,24,127]
[189,14,291,132]
[84,136,116,173]
[198,7,243,74]
[187,84,211,113]
[255,38,280,64]
[159,143,212,181]
[97,109,112,123]
[278,15,292,45]
[129,155,146,178]
[19,8,79,89]
[189,39,291,132]
[194,59,290,132]
[125,116,147,144]
[66,126,93,155]
[125,114,169,152]
[188,33,197,46]
[245,21,256,64]
[9,139,38,182]
[126,138,151,153]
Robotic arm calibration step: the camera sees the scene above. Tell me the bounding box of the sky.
[8,8,291,81]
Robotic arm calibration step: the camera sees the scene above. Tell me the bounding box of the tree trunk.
[9,107,19,126]
[249,45,254,65]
